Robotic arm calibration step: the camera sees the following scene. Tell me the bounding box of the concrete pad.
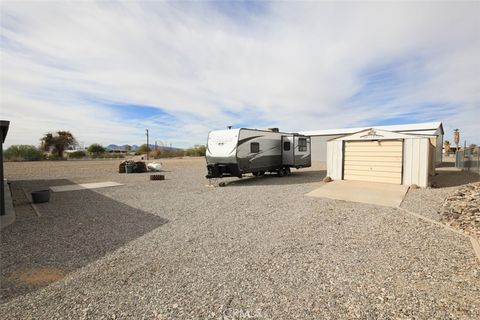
[306,180,409,207]
[50,182,123,193]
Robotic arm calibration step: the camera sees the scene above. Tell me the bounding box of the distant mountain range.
[106,144,179,151]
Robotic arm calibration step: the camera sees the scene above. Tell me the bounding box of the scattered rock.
[323,176,332,183]
[410,184,420,189]
[439,182,480,238]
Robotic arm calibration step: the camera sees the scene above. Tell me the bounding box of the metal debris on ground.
[118,160,147,173]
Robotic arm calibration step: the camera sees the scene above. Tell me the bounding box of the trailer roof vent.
[268,128,279,132]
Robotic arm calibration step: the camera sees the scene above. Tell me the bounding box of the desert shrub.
[184,145,206,157]
[68,150,87,159]
[4,145,43,161]
[46,153,63,160]
[87,143,106,156]
[103,153,125,159]
[137,144,151,154]
[149,149,184,158]
[149,150,162,159]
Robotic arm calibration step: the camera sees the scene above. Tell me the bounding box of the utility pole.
[145,129,149,160]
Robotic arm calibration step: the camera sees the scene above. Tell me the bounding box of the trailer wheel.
[277,168,285,177]
[252,172,259,177]
[258,171,265,177]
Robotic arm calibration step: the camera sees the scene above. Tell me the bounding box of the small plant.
[4,145,43,161]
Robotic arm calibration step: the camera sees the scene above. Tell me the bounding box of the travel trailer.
[206,128,311,179]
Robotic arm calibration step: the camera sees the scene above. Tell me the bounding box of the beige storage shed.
[326,128,435,187]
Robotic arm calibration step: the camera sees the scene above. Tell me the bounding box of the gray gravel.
[2,158,480,319]
[401,167,480,222]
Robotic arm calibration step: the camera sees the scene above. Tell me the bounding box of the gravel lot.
[1,158,480,319]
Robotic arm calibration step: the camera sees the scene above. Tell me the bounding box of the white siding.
[326,140,343,180]
[403,138,430,187]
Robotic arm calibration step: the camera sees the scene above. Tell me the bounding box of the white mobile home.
[326,128,436,187]
[302,122,444,165]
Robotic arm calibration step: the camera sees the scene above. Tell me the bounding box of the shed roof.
[328,128,433,142]
[301,121,443,137]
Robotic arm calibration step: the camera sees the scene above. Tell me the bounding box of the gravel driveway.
[1,158,479,319]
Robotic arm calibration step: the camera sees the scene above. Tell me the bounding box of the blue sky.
[1,1,479,147]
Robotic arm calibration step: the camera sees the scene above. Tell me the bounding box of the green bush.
[4,145,44,161]
[87,143,106,156]
[68,150,87,159]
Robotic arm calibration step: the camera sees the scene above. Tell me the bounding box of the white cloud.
[1,1,479,147]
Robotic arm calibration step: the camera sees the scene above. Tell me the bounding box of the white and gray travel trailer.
[206,128,311,178]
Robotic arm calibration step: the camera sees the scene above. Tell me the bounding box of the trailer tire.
[277,168,285,177]
[252,172,260,177]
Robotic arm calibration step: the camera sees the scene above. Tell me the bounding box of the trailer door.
[294,136,311,167]
[282,136,294,166]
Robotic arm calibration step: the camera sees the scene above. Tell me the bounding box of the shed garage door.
[344,140,403,184]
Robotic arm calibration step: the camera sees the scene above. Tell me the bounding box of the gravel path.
[2,158,479,319]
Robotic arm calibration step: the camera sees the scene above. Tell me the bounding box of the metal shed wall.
[326,140,343,180]
[403,138,430,187]
[327,132,431,187]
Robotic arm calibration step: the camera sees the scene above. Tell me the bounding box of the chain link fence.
[455,149,480,175]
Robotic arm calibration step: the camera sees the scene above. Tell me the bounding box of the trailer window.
[298,138,307,152]
[283,141,291,151]
[250,142,259,153]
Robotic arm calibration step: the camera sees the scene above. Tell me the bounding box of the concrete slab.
[50,182,123,193]
[306,180,409,207]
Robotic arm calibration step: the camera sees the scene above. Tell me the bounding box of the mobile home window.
[283,141,291,151]
[250,142,260,153]
[298,138,307,152]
